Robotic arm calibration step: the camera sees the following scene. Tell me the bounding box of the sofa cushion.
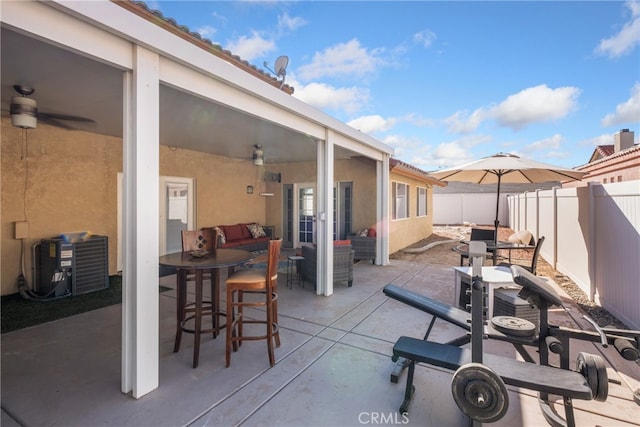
[222,224,244,242]
[239,223,253,239]
[247,223,267,239]
[334,239,352,246]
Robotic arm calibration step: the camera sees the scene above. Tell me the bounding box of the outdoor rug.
[1,275,170,334]
[241,251,290,274]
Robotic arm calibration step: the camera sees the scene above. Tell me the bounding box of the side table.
[287,255,305,289]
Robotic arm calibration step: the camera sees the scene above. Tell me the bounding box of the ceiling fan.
[9,85,95,129]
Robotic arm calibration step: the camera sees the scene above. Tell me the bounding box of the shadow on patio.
[2,259,639,426]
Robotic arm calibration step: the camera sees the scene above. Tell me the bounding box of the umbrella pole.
[494,174,501,244]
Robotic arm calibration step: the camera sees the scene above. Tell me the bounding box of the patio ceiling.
[1,26,356,163]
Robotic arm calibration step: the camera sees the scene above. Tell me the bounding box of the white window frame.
[417,187,427,217]
[392,182,409,220]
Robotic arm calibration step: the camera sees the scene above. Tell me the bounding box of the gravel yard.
[390,224,629,330]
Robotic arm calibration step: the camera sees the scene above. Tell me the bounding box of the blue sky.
[151,1,640,171]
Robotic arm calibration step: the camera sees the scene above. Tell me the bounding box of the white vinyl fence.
[507,181,640,329]
[433,181,640,329]
[433,193,509,226]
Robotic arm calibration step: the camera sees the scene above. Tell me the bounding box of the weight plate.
[589,353,608,402]
[451,363,509,423]
[491,316,536,337]
[577,352,599,400]
[581,353,608,402]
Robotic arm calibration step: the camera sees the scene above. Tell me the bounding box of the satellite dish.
[263,55,289,88]
[274,55,288,77]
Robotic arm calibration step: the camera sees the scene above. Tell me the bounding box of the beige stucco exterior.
[2,116,438,296]
[388,171,437,254]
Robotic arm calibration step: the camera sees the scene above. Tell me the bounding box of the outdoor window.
[392,182,409,220]
[417,187,427,217]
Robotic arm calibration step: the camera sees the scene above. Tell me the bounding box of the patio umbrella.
[430,152,586,241]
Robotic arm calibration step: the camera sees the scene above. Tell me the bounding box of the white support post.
[315,136,334,296]
[121,46,160,398]
[377,155,390,265]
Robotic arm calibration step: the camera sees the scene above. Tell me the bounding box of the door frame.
[117,174,195,271]
[294,182,316,248]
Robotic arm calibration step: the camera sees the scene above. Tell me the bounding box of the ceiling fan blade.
[37,116,75,129]
[38,111,95,123]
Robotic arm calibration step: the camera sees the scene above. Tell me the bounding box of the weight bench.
[392,336,593,422]
[385,256,640,426]
[383,284,472,382]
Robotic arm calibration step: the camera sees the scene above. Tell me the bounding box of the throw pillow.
[213,226,226,245]
[247,223,267,239]
[368,227,377,238]
[334,239,351,246]
[508,230,533,245]
[358,228,369,237]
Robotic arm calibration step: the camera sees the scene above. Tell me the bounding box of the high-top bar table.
[159,248,253,368]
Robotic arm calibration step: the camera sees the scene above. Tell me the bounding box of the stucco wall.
[1,118,266,295]
[389,171,435,254]
[2,118,433,294]
[159,145,265,227]
[265,157,378,238]
[2,118,121,296]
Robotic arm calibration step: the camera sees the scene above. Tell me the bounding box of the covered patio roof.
[1,0,395,398]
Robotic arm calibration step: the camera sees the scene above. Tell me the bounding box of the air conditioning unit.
[37,235,109,296]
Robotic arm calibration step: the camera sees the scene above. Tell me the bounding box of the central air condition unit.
[37,235,109,296]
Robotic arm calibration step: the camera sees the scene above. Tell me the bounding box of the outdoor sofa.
[204,223,273,252]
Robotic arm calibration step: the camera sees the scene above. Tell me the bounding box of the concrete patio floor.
[2,258,639,426]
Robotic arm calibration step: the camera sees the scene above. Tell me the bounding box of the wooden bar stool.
[225,238,282,367]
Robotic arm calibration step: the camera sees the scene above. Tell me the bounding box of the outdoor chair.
[346,233,376,264]
[499,235,545,275]
[301,244,355,287]
[225,238,282,367]
[457,228,497,266]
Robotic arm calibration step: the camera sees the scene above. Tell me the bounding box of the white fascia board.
[1,1,132,70]
[328,129,387,161]
[49,0,393,158]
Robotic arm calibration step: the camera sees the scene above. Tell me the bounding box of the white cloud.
[490,85,581,130]
[524,134,563,152]
[444,109,487,133]
[413,29,437,48]
[382,134,421,159]
[446,85,580,133]
[595,1,640,58]
[278,13,307,33]
[292,81,370,115]
[297,39,384,81]
[427,135,494,168]
[579,133,615,147]
[347,115,396,133]
[225,31,275,61]
[601,82,640,126]
[196,25,217,39]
